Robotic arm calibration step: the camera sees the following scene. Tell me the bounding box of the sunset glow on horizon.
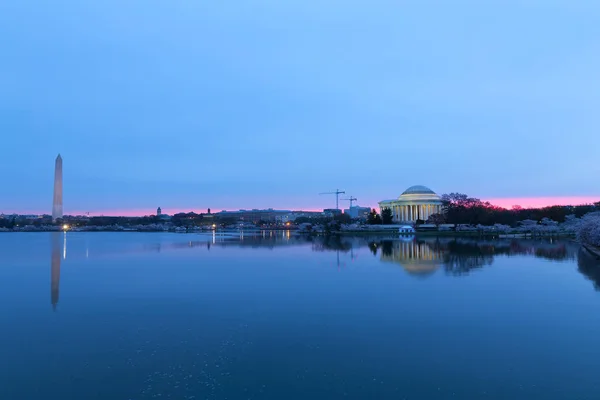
[8,195,597,217]
[484,196,600,209]
[66,208,328,217]
[78,196,599,216]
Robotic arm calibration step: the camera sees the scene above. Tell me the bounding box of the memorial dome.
[398,185,441,202]
[379,184,443,223]
[401,185,436,196]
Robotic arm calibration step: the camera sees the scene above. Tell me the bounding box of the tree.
[367,209,382,225]
[540,217,558,228]
[518,219,539,234]
[562,214,581,234]
[427,213,446,226]
[381,208,393,225]
[381,241,393,256]
[368,242,378,256]
[441,193,486,225]
[493,223,511,233]
[334,213,352,224]
[442,193,482,209]
[577,212,600,247]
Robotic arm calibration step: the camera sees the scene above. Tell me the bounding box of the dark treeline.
[0,212,232,228]
[0,215,52,228]
[2,212,354,229]
[69,212,342,228]
[81,212,235,227]
[295,214,352,225]
[437,193,599,226]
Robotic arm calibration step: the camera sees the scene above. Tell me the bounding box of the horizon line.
[3,196,599,217]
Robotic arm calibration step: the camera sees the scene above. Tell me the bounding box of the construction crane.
[341,196,357,208]
[319,189,346,210]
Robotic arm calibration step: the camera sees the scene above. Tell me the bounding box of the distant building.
[22,215,43,220]
[155,207,170,220]
[287,211,323,221]
[214,209,324,224]
[379,185,443,223]
[323,209,343,217]
[343,206,371,220]
[215,208,293,224]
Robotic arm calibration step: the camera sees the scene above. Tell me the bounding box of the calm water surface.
[1,232,600,400]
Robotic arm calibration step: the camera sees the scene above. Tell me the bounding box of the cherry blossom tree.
[561,214,581,234]
[493,224,512,233]
[518,219,538,233]
[577,212,600,247]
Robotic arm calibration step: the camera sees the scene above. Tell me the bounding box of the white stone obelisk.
[52,154,63,221]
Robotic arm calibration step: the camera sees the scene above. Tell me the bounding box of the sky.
[1,0,599,216]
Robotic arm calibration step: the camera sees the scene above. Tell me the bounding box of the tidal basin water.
[1,232,600,400]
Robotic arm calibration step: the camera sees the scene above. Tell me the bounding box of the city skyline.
[1,1,599,215]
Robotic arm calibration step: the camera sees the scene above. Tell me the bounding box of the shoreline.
[336,231,576,238]
[0,228,578,239]
[582,244,600,259]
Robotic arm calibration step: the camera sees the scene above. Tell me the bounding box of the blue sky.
[1,0,599,215]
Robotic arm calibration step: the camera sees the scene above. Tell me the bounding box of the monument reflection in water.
[377,237,444,276]
[50,232,65,310]
[366,236,599,282]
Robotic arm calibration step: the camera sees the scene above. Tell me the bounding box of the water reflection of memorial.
[372,238,582,277]
[378,239,444,276]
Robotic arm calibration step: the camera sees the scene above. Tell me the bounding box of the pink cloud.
[485,196,599,209]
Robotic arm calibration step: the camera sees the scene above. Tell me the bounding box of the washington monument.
[52,154,63,221]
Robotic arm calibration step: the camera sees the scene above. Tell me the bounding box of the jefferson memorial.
[379,185,443,223]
